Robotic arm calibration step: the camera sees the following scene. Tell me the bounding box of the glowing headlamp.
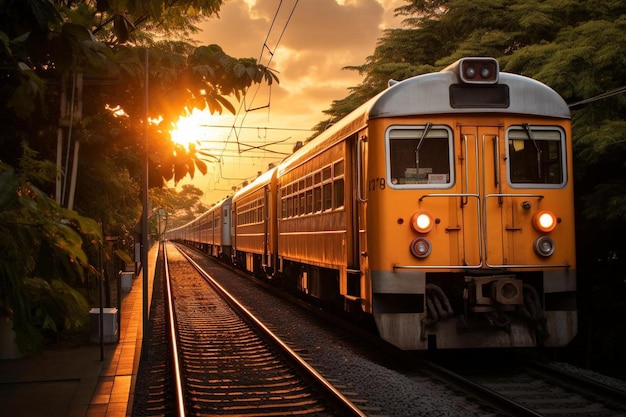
[411,211,434,234]
[533,210,557,233]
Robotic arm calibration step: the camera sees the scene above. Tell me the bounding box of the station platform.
[0,244,158,417]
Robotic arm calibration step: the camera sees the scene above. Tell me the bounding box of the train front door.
[459,125,509,268]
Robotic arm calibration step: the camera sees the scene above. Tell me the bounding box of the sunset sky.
[173,0,405,205]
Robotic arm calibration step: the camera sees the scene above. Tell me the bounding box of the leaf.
[233,63,247,78]
[214,94,235,114]
[28,0,63,32]
[195,158,207,175]
[9,83,37,118]
[62,22,97,43]
[113,14,135,43]
[114,248,134,264]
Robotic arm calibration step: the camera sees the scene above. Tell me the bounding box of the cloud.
[196,0,396,101]
[187,0,403,202]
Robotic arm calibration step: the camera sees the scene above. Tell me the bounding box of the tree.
[149,184,210,229]
[1,0,278,187]
[0,0,279,351]
[0,147,101,352]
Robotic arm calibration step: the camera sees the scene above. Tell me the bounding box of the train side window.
[314,187,322,212]
[507,126,565,187]
[386,126,453,188]
[281,198,287,219]
[322,166,332,181]
[306,189,313,213]
[333,160,344,176]
[299,193,306,215]
[334,178,344,209]
[323,183,332,211]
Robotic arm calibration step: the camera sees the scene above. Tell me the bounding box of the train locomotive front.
[169,57,577,351]
[362,58,576,349]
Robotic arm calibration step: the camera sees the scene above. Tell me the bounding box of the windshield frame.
[506,125,567,189]
[385,124,455,190]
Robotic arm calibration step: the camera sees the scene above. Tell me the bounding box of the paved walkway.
[0,245,158,417]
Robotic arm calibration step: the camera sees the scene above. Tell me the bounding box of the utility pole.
[141,48,150,356]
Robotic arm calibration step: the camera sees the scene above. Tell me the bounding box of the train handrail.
[418,193,483,268]
[418,192,479,202]
[416,191,563,270]
[484,193,545,200]
[393,262,571,270]
[482,192,569,269]
[482,192,544,269]
[356,135,367,203]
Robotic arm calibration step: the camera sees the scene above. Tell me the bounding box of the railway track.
[136,243,626,417]
[163,242,366,416]
[420,355,626,417]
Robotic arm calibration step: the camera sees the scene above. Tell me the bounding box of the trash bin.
[120,270,133,293]
[89,307,119,343]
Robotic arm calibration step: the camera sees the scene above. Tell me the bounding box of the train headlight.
[410,237,432,258]
[411,211,434,233]
[459,58,499,84]
[534,236,555,257]
[533,210,557,233]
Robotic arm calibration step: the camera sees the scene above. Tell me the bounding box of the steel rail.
[163,243,187,417]
[417,359,543,417]
[175,244,368,417]
[525,360,626,408]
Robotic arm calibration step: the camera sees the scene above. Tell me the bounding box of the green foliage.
[0,0,278,188]
[323,0,626,262]
[0,0,281,353]
[149,184,209,229]
[0,151,102,352]
[23,278,90,336]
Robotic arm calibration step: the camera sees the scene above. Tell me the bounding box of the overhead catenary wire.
[199,124,313,132]
[217,0,301,164]
[568,86,626,108]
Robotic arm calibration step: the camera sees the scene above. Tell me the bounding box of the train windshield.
[387,125,453,188]
[507,126,566,187]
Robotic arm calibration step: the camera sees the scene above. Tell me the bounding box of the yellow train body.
[170,58,577,350]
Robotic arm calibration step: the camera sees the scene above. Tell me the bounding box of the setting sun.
[170,108,226,150]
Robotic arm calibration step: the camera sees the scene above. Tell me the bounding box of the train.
[168,57,577,350]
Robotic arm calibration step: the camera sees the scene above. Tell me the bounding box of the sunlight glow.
[149,115,163,125]
[105,104,128,118]
[170,108,225,150]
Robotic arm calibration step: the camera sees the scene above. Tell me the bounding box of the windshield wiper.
[415,123,433,170]
[523,123,542,179]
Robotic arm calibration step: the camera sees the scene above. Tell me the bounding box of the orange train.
[168,57,577,350]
